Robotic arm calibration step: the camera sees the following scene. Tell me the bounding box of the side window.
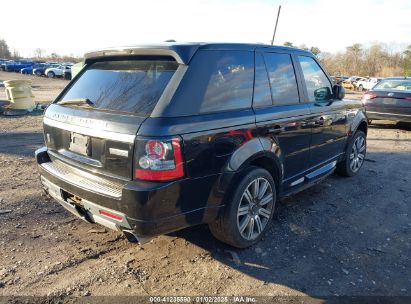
[263,53,300,106]
[169,50,254,116]
[253,53,272,108]
[298,56,332,102]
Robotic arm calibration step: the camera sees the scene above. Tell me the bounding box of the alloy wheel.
[350,135,366,173]
[237,177,274,241]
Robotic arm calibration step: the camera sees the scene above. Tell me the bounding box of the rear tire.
[358,85,363,91]
[209,167,276,248]
[47,71,55,78]
[35,70,42,76]
[336,130,366,177]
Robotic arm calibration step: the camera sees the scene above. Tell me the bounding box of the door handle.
[267,126,285,135]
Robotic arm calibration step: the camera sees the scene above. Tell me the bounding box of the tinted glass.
[298,56,332,102]
[263,53,300,106]
[373,79,411,92]
[60,60,178,115]
[169,50,254,115]
[253,53,272,108]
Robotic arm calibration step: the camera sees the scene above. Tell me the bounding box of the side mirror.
[314,87,332,101]
[332,84,345,100]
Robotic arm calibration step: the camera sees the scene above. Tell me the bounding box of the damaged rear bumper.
[35,147,221,244]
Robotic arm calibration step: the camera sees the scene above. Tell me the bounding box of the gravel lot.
[0,71,410,300]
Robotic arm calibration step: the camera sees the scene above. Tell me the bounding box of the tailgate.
[43,104,144,180]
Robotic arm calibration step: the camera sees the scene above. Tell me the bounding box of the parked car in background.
[356,77,382,91]
[331,76,349,84]
[36,43,368,248]
[21,63,47,75]
[1,60,17,71]
[45,64,72,78]
[362,77,411,123]
[343,76,365,90]
[0,60,9,71]
[352,77,367,90]
[4,60,34,72]
[32,63,57,76]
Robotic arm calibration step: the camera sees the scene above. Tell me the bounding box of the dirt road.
[0,75,410,300]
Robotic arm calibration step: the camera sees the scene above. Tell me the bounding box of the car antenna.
[270,5,281,45]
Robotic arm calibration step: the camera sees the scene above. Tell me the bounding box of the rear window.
[165,50,254,116]
[59,60,178,115]
[373,79,411,92]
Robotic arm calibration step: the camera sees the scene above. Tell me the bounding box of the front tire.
[209,167,276,248]
[358,85,363,91]
[35,70,42,76]
[47,71,55,78]
[336,130,366,177]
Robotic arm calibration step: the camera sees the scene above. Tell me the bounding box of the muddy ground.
[0,71,410,300]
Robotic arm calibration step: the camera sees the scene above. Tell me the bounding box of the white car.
[356,77,382,91]
[45,64,72,78]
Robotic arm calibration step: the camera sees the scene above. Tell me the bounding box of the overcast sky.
[1,0,410,57]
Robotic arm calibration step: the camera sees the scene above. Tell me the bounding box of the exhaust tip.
[123,230,139,243]
[122,230,152,244]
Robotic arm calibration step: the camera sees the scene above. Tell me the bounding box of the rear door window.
[59,59,178,115]
[168,50,254,116]
[263,53,300,106]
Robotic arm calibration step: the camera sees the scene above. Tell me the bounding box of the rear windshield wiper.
[57,98,95,107]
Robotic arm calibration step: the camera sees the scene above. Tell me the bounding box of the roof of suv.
[84,42,313,65]
[382,77,411,80]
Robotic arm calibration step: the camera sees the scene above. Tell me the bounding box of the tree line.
[1,38,411,76]
[0,39,80,63]
[284,41,411,77]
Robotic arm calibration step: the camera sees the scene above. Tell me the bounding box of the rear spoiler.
[84,45,200,65]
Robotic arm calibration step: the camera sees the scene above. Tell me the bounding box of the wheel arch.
[218,138,283,204]
[350,110,368,136]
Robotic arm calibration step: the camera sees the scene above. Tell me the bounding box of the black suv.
[36,43,368,248]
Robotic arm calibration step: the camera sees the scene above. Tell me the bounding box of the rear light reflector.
[134,137,184,181]
[99,210,123,221]
[362,93,377,101]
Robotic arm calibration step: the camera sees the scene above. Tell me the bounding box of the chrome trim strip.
[306,161,337,179]
[109,148,129,158]
[58,149,103,167]
[43,117,135,143]
[367,111,411,117]
[290,177,305,186]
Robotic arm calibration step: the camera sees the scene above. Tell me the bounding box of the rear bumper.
[35,147,222,240]
[366,110,411,123]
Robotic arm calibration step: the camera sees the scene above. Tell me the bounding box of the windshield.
[59,59,178,115]
[373,79,411,92]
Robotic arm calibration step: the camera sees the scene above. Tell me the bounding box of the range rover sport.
[35,43,368,248]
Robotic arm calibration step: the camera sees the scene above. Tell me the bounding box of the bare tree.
[12,48,21,59]
[0,39,11,58]
[34,48,45,59]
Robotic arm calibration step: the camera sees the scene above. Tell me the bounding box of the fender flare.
[216,138,284,201]
[350,110,368,135]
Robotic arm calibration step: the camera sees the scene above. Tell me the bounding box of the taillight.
[405,96,411,101]
[362,92,377,101]
[134,137,184,181]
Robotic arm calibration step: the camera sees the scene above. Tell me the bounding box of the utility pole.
[271,5,281,45]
